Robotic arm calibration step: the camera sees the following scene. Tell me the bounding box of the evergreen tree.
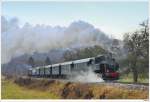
[45,57,51,65]
[28,56,34,67]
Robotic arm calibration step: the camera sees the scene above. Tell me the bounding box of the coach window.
[44,67,45,75]
[38,69,40,75]
[59,65,61,75]
[50,66,52,75]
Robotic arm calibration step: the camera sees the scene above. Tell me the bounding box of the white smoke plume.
[69,69,104,83]
[1,16,110,64]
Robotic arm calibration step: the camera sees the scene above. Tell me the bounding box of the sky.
[2,1,148,39]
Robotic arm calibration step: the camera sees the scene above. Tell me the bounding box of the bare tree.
[123,20,149,82]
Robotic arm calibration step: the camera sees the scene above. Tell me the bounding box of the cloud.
[1,16,110,64]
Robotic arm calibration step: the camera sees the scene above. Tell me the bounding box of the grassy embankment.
[1,77,149,99]
[1,79,59,99]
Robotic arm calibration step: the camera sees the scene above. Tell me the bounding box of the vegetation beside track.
[118,73,149,84]
[1,77,148,99]
[1,78,59,99]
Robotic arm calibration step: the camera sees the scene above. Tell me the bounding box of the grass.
[1,79,59,99]
[118,73,149,83]
[1,77,149,99]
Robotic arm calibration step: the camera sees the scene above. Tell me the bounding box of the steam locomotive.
[28,54,119,80]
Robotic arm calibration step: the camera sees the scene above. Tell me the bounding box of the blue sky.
[2,1,148,39]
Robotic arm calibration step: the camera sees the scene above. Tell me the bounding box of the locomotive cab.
[100,62,119,80]
[94,55,119,80]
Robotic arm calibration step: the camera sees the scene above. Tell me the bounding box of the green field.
[1,79,59,99]
[118,73,149,83]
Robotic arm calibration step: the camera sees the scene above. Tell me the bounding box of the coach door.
[70,62,74,72]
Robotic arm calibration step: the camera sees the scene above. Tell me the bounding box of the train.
[28,54,119,80]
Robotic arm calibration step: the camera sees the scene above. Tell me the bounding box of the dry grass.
[91,85,148,99]
[2,77,149,99]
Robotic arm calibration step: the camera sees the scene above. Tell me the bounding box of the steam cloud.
[69,68,104,83]
[1,16,110,64]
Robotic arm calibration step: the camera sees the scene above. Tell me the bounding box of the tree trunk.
[132,67,138,83]
[131,61,138,83]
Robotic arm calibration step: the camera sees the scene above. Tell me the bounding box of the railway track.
[111,81,149,86]
[88,81,149,91]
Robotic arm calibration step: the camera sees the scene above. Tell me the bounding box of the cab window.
[100,63,109,73]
